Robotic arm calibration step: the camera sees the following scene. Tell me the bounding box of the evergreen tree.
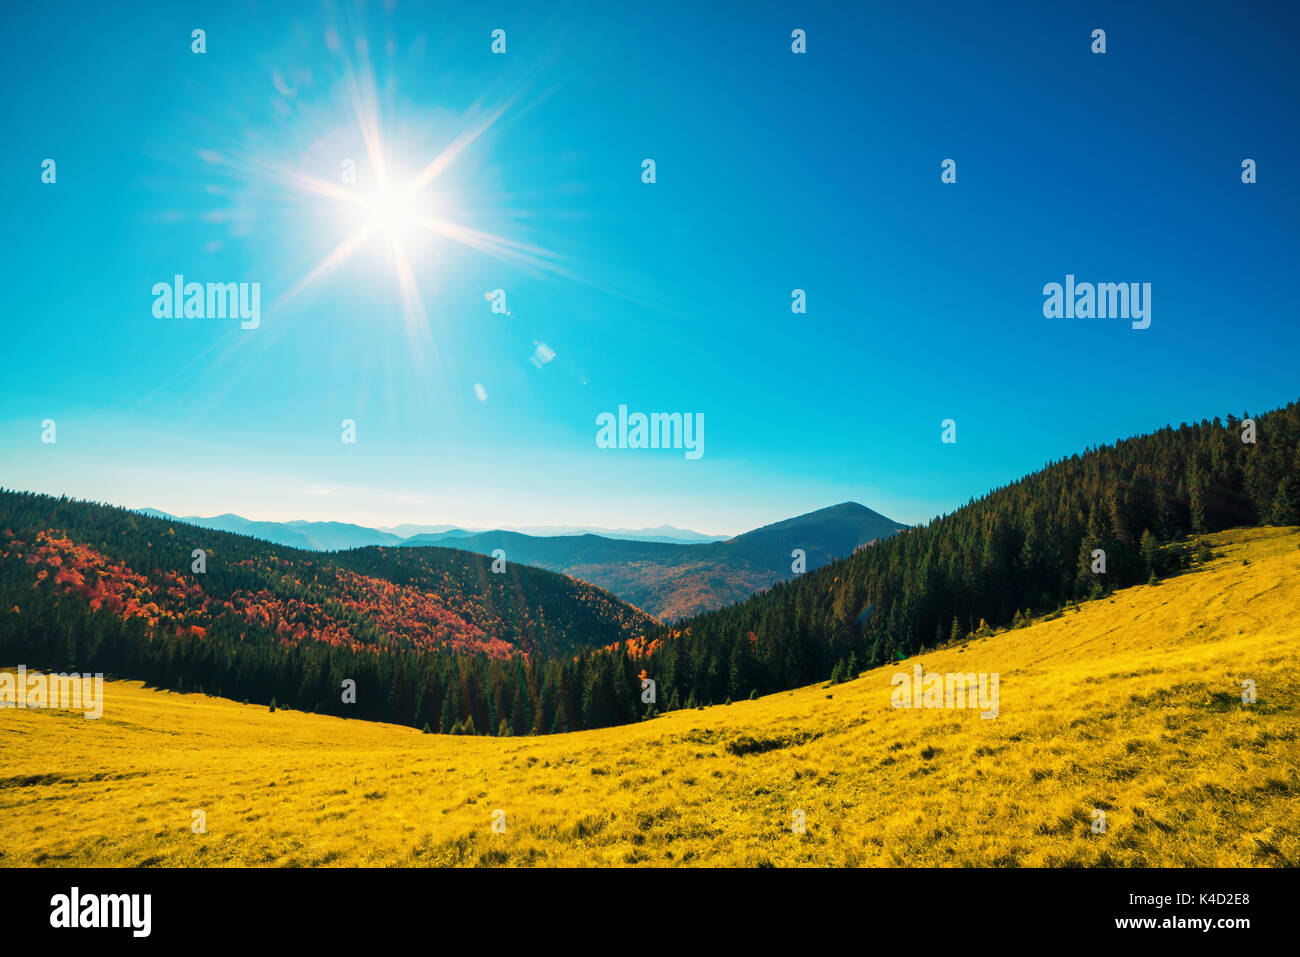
[1271,477,1298,525]
[1140,529,1160,577]
[3,399,1297,740]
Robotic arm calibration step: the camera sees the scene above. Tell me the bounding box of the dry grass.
[2,526,1297,867]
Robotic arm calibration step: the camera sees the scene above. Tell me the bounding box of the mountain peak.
[731,502,908,542]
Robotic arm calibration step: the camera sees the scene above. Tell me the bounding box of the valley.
[3,526,1295,867]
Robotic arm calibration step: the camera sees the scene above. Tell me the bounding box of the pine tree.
[580,681,596,730]
[513,666,532,736]
[1140,529,1159,577]
[1271,477,1298,525]
[1189,468,1208,533]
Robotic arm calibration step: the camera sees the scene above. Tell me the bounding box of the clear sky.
[1,0,1297,537]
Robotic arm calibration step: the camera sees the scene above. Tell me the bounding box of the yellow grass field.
[2,527,1297,867]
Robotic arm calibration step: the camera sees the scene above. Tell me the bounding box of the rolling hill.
[6,402,1295,742]
[133,503,906,620]
[138,512,726,551]
[2,525,1294,867]
[642,403,1300,709]
[0,489,661,731]
[402,502,908,620]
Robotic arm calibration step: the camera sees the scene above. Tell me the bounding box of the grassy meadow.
[1,526,1297,867]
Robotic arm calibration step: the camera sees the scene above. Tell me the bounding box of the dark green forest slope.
[2,401,1296,734]
[0,492,659,734]
[631,403,1300,708]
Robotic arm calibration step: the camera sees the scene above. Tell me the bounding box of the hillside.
[2,526,1295,867]
[393,523,724,545]
[637,403,1300,707]
[405,502,908,620]
[0,490,660,732]
[137,512,726,551]
[136,510,408,551]
[2,491,655,659]
[135,503,905,620]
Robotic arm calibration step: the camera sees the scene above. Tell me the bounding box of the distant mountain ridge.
[137,510,724,549]
[380,522,725,544]
[133,511,410,552]
[135,502,909,620]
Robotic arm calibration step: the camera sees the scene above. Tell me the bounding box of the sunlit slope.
[2,527,1296,867]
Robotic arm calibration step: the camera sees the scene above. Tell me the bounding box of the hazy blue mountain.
[136,510,400,551]
[403,503,908,619]
[501,524,726,544]
[376,522,724,544]
[135,502,906,619]
[373,523,468,538]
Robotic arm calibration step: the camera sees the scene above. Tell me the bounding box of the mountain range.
[376,523,725,544]
[134,511,725,549]
[6,399,1296,742]
[135,503,909,620]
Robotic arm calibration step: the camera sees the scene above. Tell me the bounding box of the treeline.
[0,490,655,659]
[0,490,661,733]
[2,400,1297,734]
[625,402,1300,707]
[2,582,652,734]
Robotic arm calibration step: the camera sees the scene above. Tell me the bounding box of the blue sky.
[1,0,1297,536]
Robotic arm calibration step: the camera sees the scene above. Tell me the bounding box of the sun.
[363,186,415,240]
[236,60,569,353]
